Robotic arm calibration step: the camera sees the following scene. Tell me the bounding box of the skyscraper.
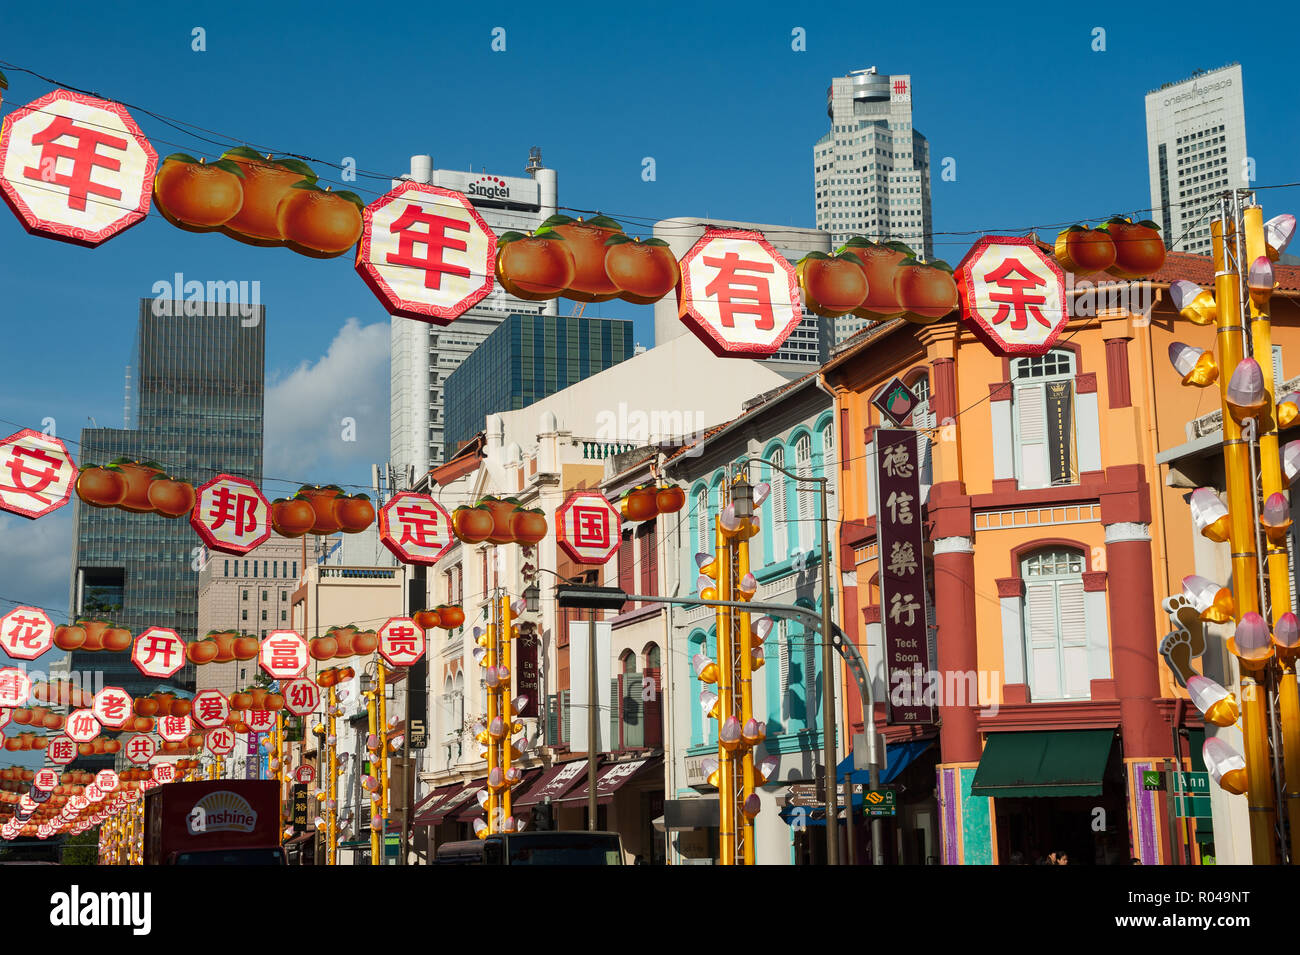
[390,150,559,478]
[443,313,634,460]
[1145,64,1247,257]
[68,298,265,705]
[814,68,934,344]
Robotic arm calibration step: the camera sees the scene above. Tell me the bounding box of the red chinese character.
[5,614,46,650]
[138,633,178,668]
[198,696,225,722]
[290,683,314,708]
[49,739,73,761]
[268,639,302,671]
[21,115,128,212]
[385,203,471,290]
[702,250,776,330]
[71,712,97,736]
[98,694,126,722]
[160,716,187,737]
[572,505,611,548]
[396,503,444,549]
[1,445,63,503]
[128,737,152,758]
[983,257,1050,331]
[386,626,418,659]
[208,486,260,537]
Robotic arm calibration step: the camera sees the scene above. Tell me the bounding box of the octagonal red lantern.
[555,491,622,565]
[0,89,157,247]
[379,491,453,565]
[355,182,497,324]
[190,474,271,556]
[955,235,1068,358]
[676,228,802,358]
[0,429,76,520]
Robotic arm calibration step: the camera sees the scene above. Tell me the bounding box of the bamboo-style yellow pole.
[716,507,735,865]
[486,605,499,833]
[1244,203,1300,862]
[327,685,338,866]
[1212,214,1278,864]
[501,593,514,826]
[367,677,381,864]
[737,524,756,866]
[378,661,388,855]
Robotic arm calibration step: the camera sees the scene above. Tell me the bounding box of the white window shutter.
[1025,584,1061,700]
[772,449,788,563]
[1016,384,1049,490]
[796,436,813,553]
[778,621,791,723]
[1057,580,1089,699]
[696,489,708,556]
[803,624,817,730]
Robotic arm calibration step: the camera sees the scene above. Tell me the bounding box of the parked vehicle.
[143,780,285,865]
[433,830,624,865]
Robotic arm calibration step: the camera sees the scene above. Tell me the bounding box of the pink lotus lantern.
[1167,343,1218,387]
[1186,675,1239,727]
[1203,737,1248,794]
[1189,488,1230,543]
[1228,612,1274,665]
[1225,358,1268,422]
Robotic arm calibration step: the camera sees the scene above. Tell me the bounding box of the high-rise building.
[442,313,635,460]
[1145,64,1247,257]
[390,150,558,478]
[651,217,832,376]
[814,68,934,344]
[195,537,330,698]
[68,299,265,707]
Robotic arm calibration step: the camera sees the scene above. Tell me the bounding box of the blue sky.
[0,0,1297,641]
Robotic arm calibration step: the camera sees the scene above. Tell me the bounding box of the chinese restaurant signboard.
[874,429,934,725]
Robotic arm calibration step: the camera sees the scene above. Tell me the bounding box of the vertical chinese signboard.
[1044,380,1076,485]
[245,732,259,780]
[875,429,935,724]
[516,624,539,719]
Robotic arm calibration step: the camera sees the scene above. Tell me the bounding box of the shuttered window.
[639,522,658,598]
[778,620,791,725]
[1022,547,1089,701]
[795,435,813,553]
[695,488,708,558]
[771,448,788,563]
[1012,351,1077,489]
[618,530,635,611]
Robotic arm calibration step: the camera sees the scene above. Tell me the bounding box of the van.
[433,830,624,865]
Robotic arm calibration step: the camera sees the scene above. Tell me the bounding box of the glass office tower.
[67,299,265,720]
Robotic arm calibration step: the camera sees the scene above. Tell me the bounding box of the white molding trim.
[1084,589,1111,680]
[1103,521,1151,544]
[933,536,974,555]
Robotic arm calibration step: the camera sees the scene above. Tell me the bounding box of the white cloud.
[263,318,389,493]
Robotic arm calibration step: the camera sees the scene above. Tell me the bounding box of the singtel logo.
[468,181,511,200]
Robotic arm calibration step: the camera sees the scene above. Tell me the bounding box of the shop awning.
[420,783,481,825]
[412,783,462,826]
[970,729,1116,798]
[836,738,935,785]
[512,759,589,809]
[558,756,663,806]
[452,786,488,822]
[284,831,314,846]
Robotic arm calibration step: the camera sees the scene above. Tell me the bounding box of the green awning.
[971,729,1116,798]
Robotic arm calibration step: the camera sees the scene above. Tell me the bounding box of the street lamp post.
[733,457,840,866]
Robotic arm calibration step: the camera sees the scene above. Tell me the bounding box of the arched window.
[454,672,465,736]
[819,418,835,474]
[620,649,638,675]
[909,373,934,490]
[1012,350,1078,489]
[687,630,713,745]
[1021,546,1088,701]
[644,643,661,671]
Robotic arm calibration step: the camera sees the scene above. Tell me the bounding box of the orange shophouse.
[820,247,1300,865]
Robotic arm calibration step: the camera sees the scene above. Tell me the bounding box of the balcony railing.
[579,440,638,460]
[319,567,399,580]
